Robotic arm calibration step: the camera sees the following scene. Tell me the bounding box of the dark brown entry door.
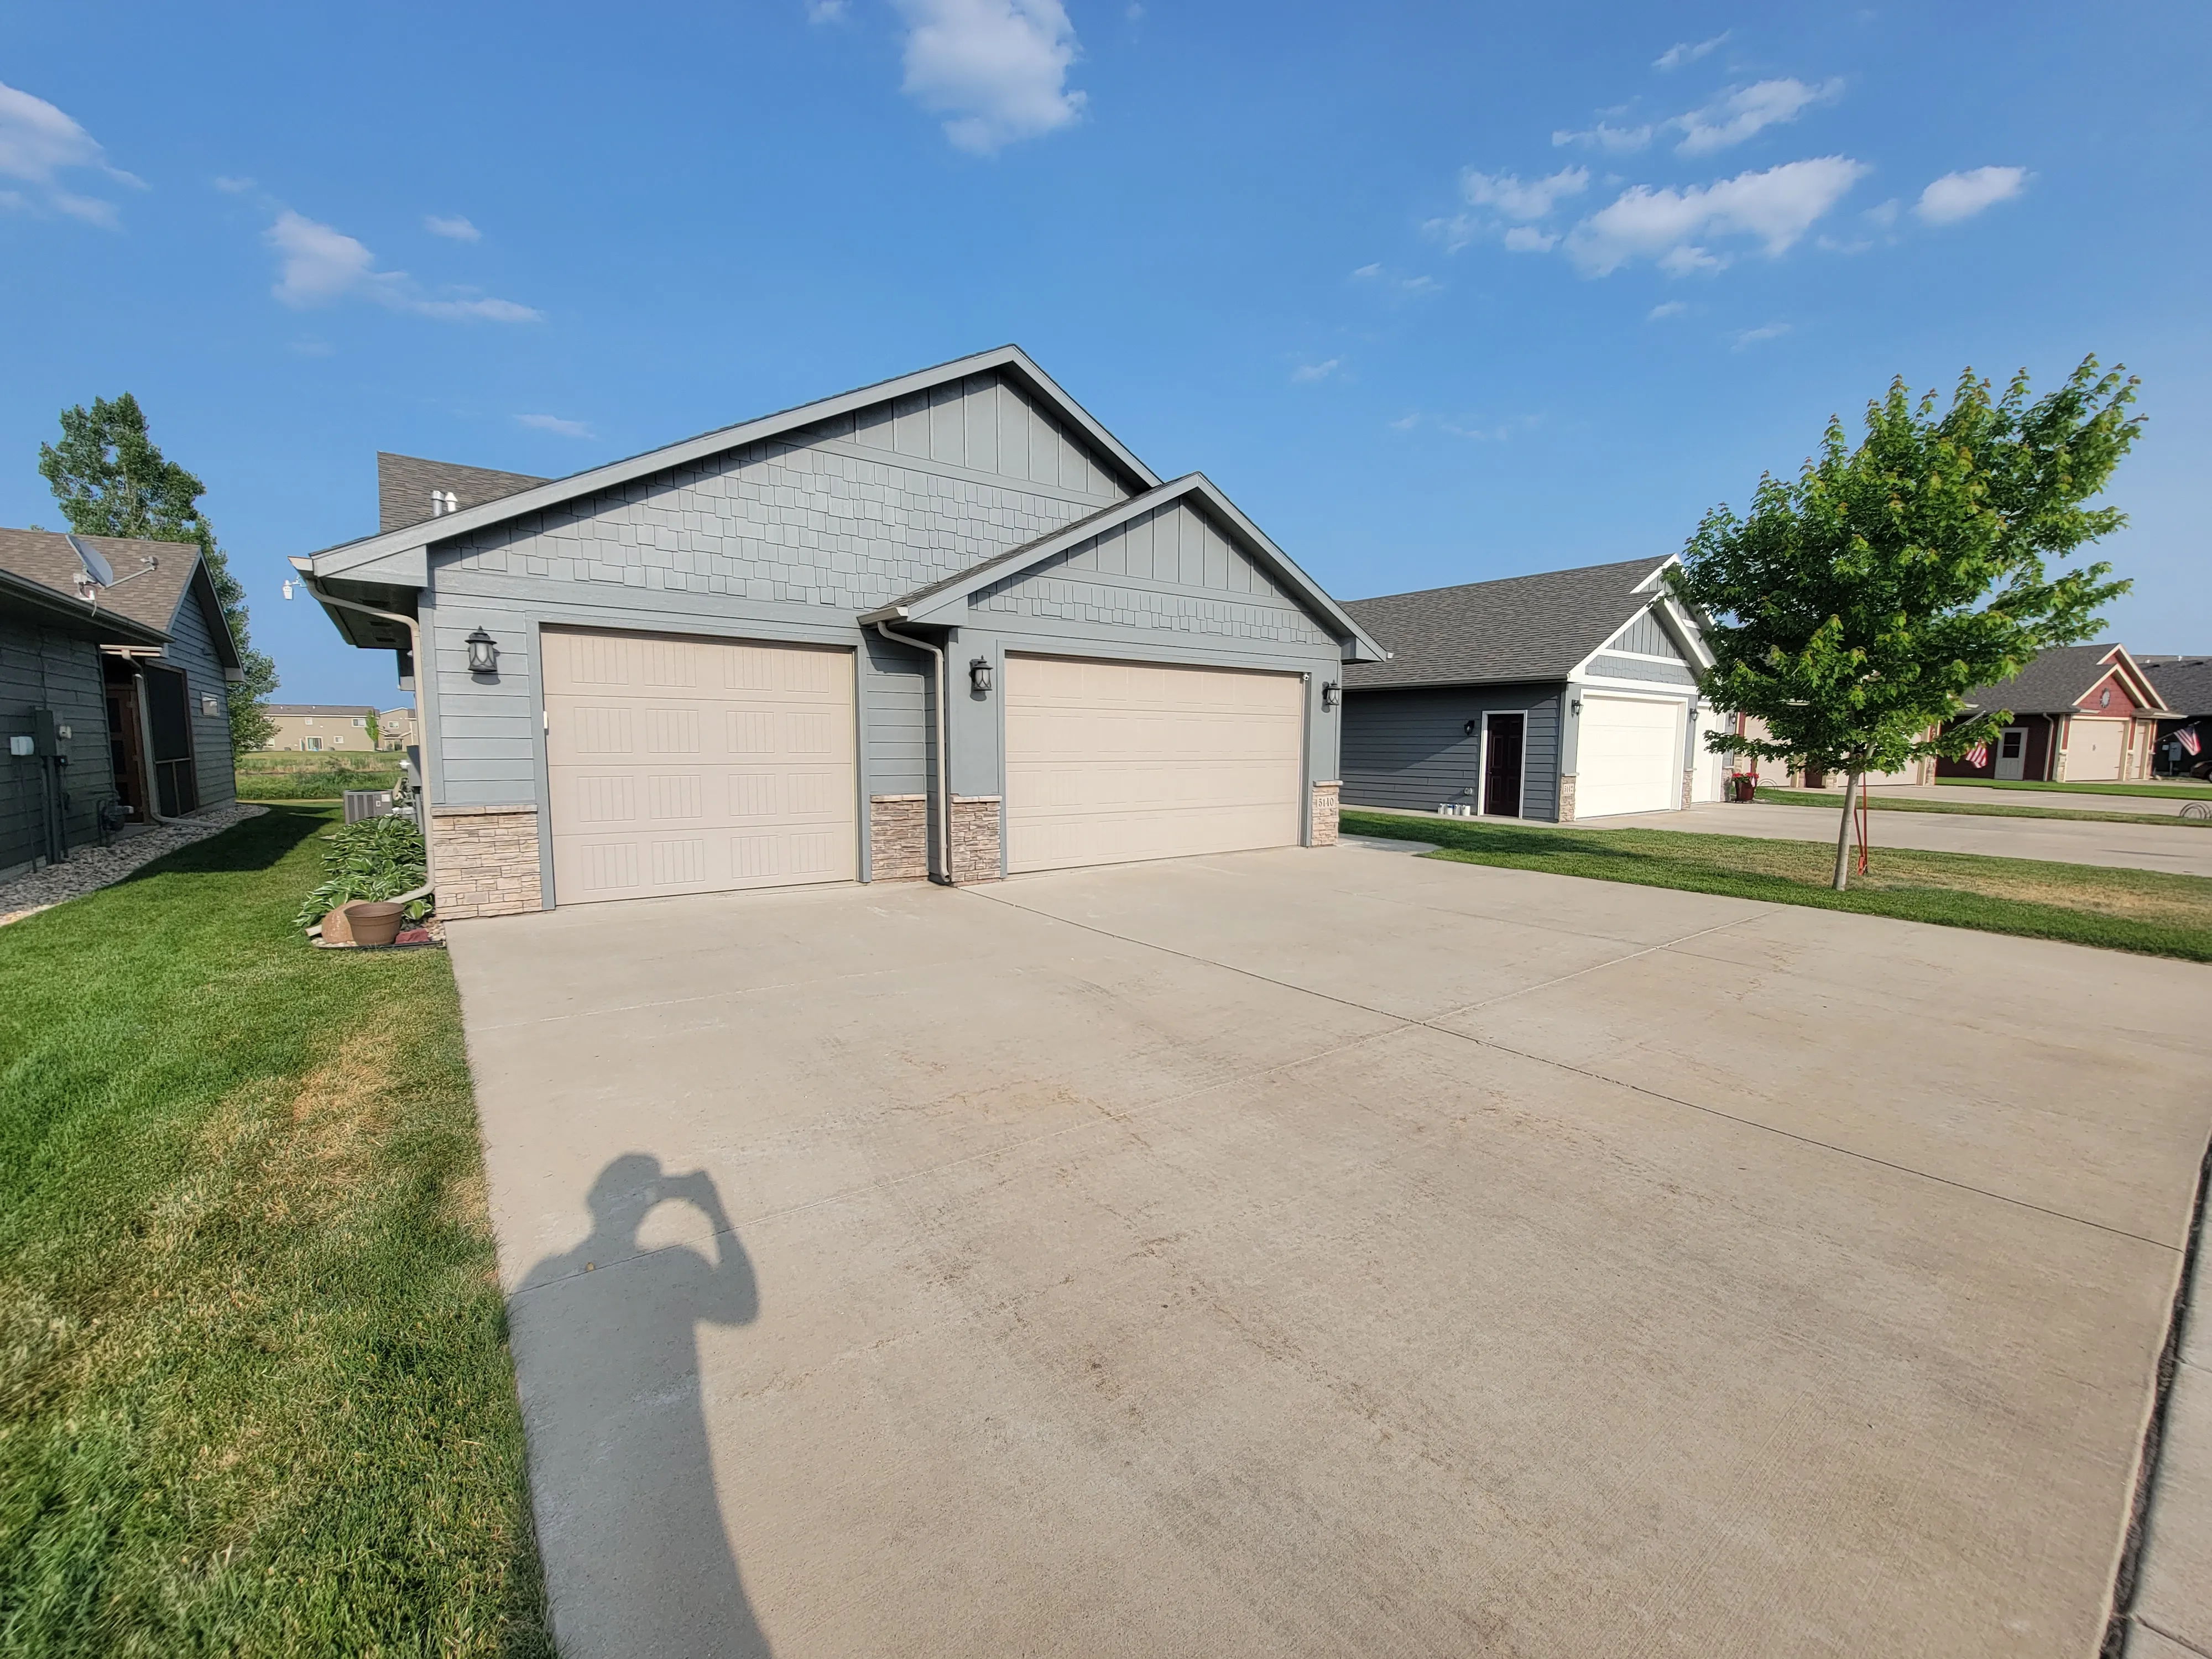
[1484,712,1525,817]
[106,670,151,822]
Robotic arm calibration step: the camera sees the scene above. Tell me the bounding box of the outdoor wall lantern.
[466,627,500,676]
[1571,696,1583,716]
[1321,680,1340,709]
[969,656,992,696]
[1464,718,1479,737]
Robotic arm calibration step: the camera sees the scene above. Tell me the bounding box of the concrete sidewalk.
[452,845,2210,1658]
[1582,799,2212,877]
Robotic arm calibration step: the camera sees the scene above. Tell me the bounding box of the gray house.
[1340,556,1723,821]
[294,347,1385,919]
[1,528,242,879]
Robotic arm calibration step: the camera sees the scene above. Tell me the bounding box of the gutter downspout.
[295,565,435,884]
[873,617,954,885]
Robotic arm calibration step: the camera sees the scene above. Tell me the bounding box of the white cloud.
[1733,321,1791,348]
[213,175,256,194]
[1654,33,1728,71]
[517,413,594,438]
[265,210,542,321]
[425,213,482,242]
[1914,165,2030,225]
[1647,300,1688,319]
[1864,197,1899,227]
[1675,78,1840,156]
[1502,226,1557,253]
[891,0,1085,154]
[0,81,142,227]
[1350,262,1383,278]
[1564,155,1869,275]
[805,0,849,18]
[1553,121,1653,154]
[1291,358,1340,383]
[1399,274,1441,294]
[1463,164,1589,220]
[1388,413,1421,431]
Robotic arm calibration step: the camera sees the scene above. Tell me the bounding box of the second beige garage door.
[544,628,855,904]
[1004,654,1303,873]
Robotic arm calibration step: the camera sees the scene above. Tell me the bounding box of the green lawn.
[1340,807,2212,963]
[0,806,550,1656]
[1755,785,2210,828]
[1934,776,2212,800]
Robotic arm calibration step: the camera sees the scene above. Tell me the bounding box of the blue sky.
[3,2,2206,707]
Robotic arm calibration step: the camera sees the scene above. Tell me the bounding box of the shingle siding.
[1342,684,1563,821]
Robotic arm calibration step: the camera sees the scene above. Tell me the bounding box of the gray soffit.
[864,473,1389,664]
[1341,556,1676,691]
[2139,656,2212,718]
[307,346,1166,582]
[378,453,549,534]
[1962,643,2168,716]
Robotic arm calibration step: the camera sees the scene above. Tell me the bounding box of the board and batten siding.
[416,370,1131,810]
[1606,609,1683,659]
[0,617,117,872]
[163,576,238,811]
[1342,684,1564,820]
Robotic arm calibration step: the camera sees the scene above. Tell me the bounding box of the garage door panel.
[2065,718,2125,781]
[1577,695,1683,818]
[545,629,855,904]
[1005,654,1303,873]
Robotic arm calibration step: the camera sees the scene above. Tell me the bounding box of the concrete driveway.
[1584,799,2212,877]
[451,845,2210,1658]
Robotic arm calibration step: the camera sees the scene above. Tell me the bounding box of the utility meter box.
[29,708,61,756]
[7,734,32,758]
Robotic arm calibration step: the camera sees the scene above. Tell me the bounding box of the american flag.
[1965,742,1990,768]
[2180,726,2203,757]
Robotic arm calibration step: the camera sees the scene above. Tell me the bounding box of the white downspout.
[873,618,954,886]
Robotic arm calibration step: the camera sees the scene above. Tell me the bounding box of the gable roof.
[378,453,549,534]
[1341,556,1680,690]
[859,473,1387,663]
[1963,644,2168,716]
[2138,656,2212,720]
[307,346,1164,583]
[0,526,195,650]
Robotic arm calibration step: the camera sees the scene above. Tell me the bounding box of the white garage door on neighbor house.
[542,627,857,904]
[2064,716,2127,781]
[1004,654,1304,873]
[1575,693,1683,818]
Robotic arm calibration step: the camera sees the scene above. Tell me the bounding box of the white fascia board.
[1651,594,1715,672]
[897,472,1389,663]
[307,345,1162,581]
[2100,645,2171,712]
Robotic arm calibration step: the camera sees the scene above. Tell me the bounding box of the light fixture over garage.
[466,627,500,676]
[969,656,992,696]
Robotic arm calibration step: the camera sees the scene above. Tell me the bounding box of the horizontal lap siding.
[1342,684,1563,820]
[0,617,117,866]
[165,580,238,810]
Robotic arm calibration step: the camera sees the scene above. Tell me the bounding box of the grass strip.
[1340,807,2212,963]
[1754,786,2210,828]
[1934,778,2212,800]
[234,761,404,803]
[0,805,551,1657]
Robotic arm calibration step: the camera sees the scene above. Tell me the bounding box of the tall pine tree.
[39,393,279,753]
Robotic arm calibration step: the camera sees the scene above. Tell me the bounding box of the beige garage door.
[1577,694,1683,818]
[1004,655,1303,874]
[2064,717,2127,781]
[544,628,855,904]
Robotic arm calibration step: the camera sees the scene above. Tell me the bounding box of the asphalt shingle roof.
[1341,556,1674,690]
[1961,644,2148,716]
[377,453,549,534]
[2139,656,2212,718]
[0,526,199,637]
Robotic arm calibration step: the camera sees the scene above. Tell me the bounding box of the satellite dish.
[64,534,114,588]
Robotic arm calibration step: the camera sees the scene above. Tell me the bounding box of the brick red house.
[1937,644,2168,782]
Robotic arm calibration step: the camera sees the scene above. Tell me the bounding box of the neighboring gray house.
[294,347,1386,919]
[1,528,243,879]
[1340,556,1722,821]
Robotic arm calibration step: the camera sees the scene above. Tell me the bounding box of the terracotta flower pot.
[345,901,406,947]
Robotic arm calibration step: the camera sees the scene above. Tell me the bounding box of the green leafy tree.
[364,708,382,748]
[38,393,280,754]
[1667,357,2139,890]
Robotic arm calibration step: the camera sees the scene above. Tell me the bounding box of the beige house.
[377,706,418,751]
[263,704,378,753]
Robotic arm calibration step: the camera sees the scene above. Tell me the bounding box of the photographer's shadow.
[513,1154,770,1658]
